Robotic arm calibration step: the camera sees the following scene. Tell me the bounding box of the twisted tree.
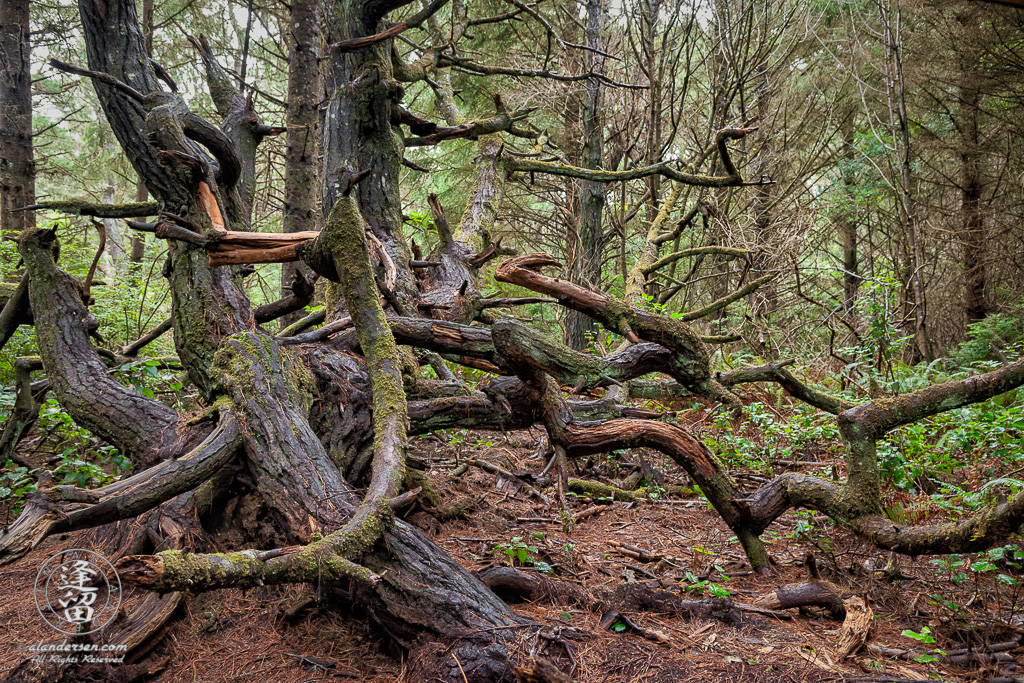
[5,0,1024,680]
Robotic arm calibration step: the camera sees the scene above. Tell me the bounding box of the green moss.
[31,199,161,218]
[405,468,443,508]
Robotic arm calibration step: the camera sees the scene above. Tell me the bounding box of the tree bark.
[129,0,154,263]
[879,0,931,362]
[281,0,321,321]
[321,0,418,311]
[565,0,606,351]
[837,110,859,321]
[959,37,987,325]
[0,0,35,233]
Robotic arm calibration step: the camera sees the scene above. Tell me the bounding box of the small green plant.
[0,461,37,515]
[900,627,945,663]
[36,398,131,487]
[681,570,730,598]
[930,555,969,585]
[493,537,553,573]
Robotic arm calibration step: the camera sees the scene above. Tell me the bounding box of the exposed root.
[475,565,739,623]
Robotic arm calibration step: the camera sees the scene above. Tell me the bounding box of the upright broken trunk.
[321,0,418,311]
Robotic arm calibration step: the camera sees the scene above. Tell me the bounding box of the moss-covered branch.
[680,274,774,322]
[496,253,734,403]
[26,199,161,218]
[507,127,756,187]
[642,246,749,276]
[846,358,1024,436]
[717,359,855,416]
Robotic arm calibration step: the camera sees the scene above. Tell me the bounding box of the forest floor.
[2,400,1023,682]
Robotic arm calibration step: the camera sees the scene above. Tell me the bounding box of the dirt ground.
[2,422,1022,682]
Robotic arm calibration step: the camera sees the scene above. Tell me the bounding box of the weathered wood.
[836,596,873,659]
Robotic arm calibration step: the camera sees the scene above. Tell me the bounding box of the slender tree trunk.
[101,183,124,275]
[640,0,662,246]
[959,45,987,325]
[281,0,320,322]
[566,0,606,351]
[836,110,859,322]
[879,0,931,362]
[130,178,148,262]
[748,62,775,358]
[0,0,35,233]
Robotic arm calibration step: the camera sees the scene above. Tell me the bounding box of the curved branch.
[404,108,537,146]
[849,491,1024,555]
[49,58,145,102]
[332,0,450,52]
[508,127,757,186]
[496,253,733,401]
[844,357,1024,437]
[679,274,774,322]
[717,360,855,415]
[438,54,649,89]
[642,246,749,276]
[508,157,741,186]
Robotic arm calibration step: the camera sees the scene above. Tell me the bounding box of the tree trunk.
[566,0,606,351]
[747,62,775,358]
[0,0,35,233]
[837,110,859,322]
[879,0,931,362]
[281,0,321,323]
[959,41,987,325]
[100,183,125,274]
[321,0,418,311]
[130,177,147,263]
[129,0,154,263]
[641,0,662,221]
